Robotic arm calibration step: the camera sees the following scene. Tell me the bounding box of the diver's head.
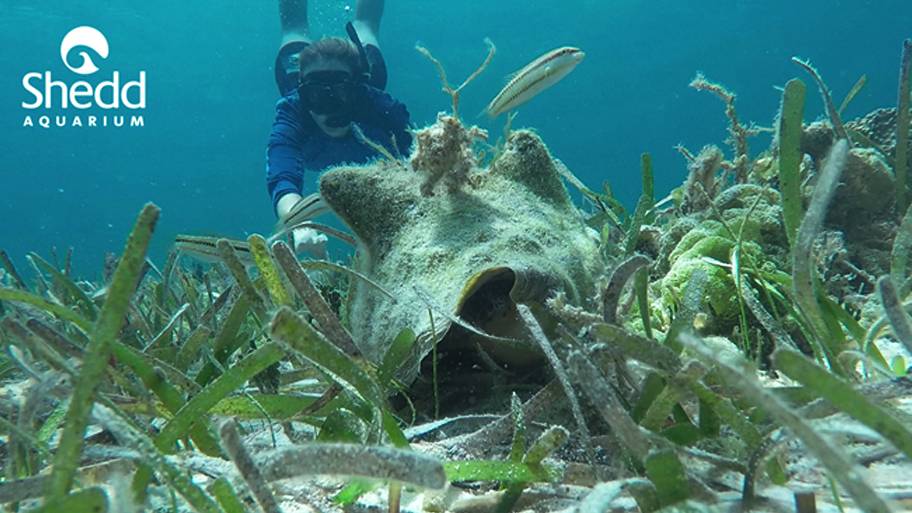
[298,38,364,138]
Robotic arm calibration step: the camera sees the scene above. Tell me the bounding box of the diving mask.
[298,70,359,117]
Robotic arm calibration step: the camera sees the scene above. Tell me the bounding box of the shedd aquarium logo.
[21,26,146,129]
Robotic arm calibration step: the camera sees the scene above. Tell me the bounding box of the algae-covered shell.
[319,130,603,384]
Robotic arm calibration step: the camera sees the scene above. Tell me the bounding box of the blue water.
[1,0,909,279]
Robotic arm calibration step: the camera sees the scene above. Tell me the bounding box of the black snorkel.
[345,21,372,84]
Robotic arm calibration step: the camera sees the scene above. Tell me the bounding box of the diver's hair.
[298,38,362,79]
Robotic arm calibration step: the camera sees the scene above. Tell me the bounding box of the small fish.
[174,235,254,266]
[176,195,332,266]
[485,46,585,117]
[276,193,331,233]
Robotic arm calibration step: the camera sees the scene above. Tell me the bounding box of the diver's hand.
[292,227,328,259]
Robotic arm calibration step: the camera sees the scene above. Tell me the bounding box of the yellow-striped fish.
[485,46,585,118]
[275,192,331,233]
[175,193,334,266]
[174,235,254,266]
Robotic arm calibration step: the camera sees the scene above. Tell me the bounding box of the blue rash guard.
[265,85,412,213]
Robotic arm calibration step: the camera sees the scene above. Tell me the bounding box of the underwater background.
[1,0,910,276]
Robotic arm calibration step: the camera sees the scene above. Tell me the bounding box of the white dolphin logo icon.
[60,26,109,75]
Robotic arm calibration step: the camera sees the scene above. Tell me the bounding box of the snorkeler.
[266,0,412,256]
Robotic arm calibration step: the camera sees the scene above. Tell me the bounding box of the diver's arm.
[352,0,383,48]
[266,98,308,215]
[268,97,327,257]
[270,160,328,257]
[279,0,310,46]
[266,138,305,216]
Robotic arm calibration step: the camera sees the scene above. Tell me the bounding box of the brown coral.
[680,145,724,213]
[410,113,488,196]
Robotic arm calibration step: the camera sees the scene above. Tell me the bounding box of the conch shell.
[319,127,603,383]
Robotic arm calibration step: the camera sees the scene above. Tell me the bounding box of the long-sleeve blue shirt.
[266,85,412,213]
